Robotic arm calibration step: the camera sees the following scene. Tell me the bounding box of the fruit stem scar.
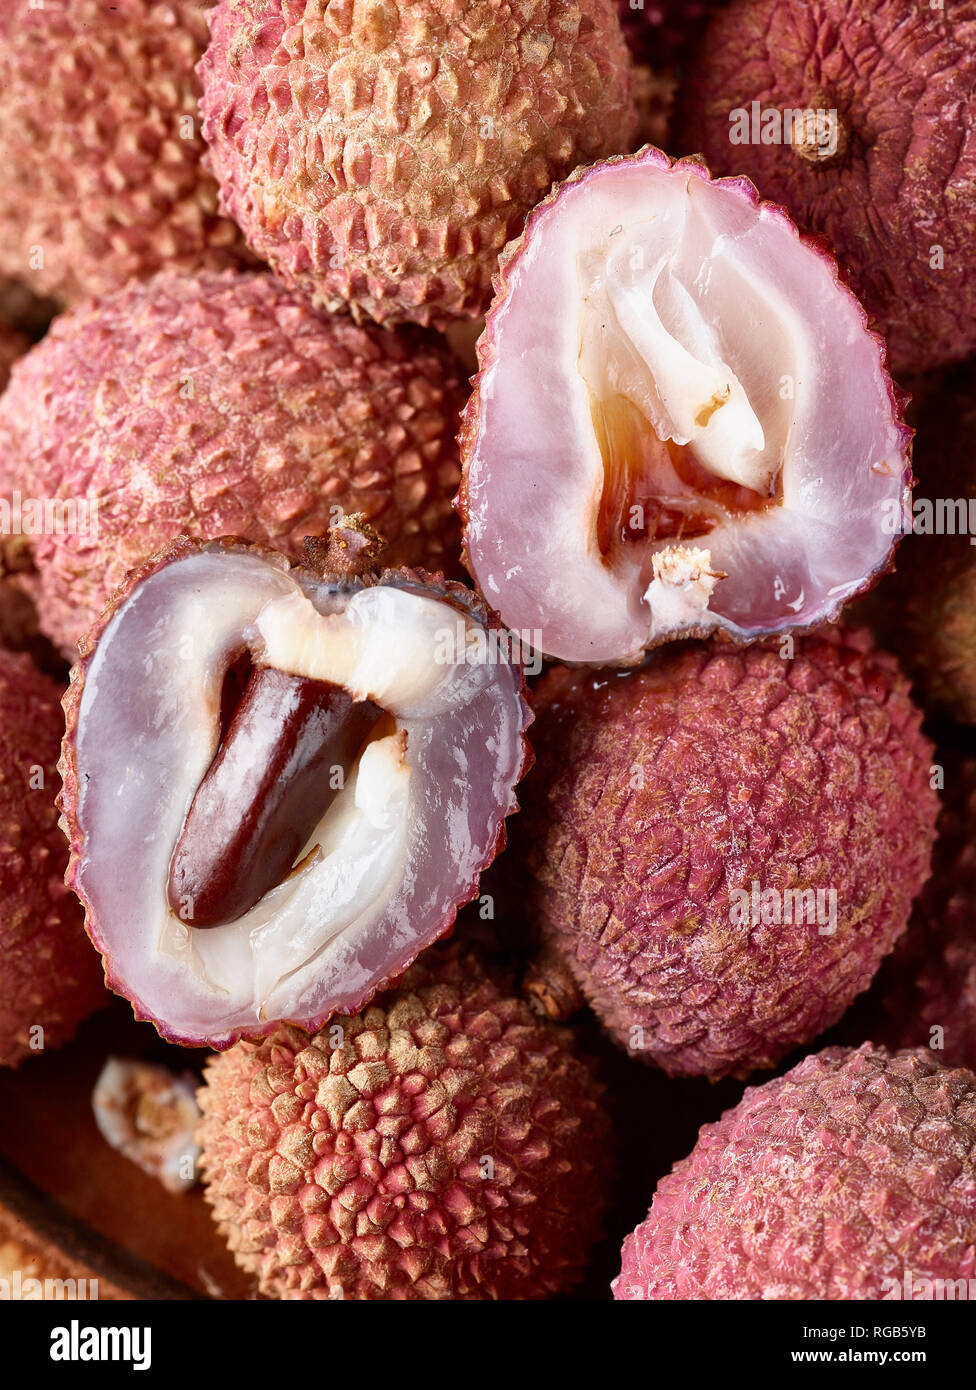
[167,666,384,928]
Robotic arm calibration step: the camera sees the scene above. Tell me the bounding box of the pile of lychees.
[0,0,974,1302]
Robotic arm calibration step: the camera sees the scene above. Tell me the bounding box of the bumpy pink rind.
[457,145,913,660]
[677,0,976,376]
[614,1045,976,1300]
[514,626,939,1079]
[197,0,638,328]
[0,269,468,657]
[198,943,610,1300]
[0,0,251,302]
[58,536,534,1050]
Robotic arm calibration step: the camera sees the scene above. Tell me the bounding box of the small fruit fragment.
[198,946,611,1300]
[614,1045,976,1300]
[92,1058,201,1195]
[513,628,939,1079]
[459,147,910,664]
[197,0,638,328]
[168,669,383,928]
[59,536,531,1048]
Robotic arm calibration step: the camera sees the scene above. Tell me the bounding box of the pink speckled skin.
[614,1045,976,1300]
[197,0,637,327]
[198,946,610,1299]
[0,651,105,1067]
[0,270,467,656]
[0,0,250,303]
[677,0,976,375]
[518,628,939,1079]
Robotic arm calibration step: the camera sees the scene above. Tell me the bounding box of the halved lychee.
[58,527,531,1049]
[459,146,911,665]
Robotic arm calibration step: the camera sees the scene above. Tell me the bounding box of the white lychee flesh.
[462,151,910,664]
[67,547,527,1046]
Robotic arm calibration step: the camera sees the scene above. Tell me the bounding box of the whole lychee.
[0,0,250,303]
[614,1045,976,1300]
[0,270,467,656]
[59,530,531,1048]
[0,650,104,1068]
[872,758,976,1073]
[197,946,610,1300]
[459,146,910,665]
[198,0,638,328]
[677,0,976,376]
[516,628,939,1079]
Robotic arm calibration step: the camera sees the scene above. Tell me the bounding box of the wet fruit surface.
[168,669,384,928]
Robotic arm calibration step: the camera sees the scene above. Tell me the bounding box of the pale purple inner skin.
[72,549,525,1046]
[465,153,908,665]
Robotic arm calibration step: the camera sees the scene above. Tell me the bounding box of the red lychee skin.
[0,270,468,657]
[197,946,610,1300]
[614,1045,976,1300]
[0,0,251,303]
[677,0,976,377]
[515,628,939,1079]
[0,651,105,1068]
[58,536,534,1050]
[197,0,638,329]
[873,759,976,1072]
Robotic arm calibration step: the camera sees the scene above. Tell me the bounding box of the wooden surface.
[0,996,256,1300]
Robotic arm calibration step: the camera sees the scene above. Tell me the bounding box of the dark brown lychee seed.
[168,668,384,927]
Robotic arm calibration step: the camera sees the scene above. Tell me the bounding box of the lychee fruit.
[0,270,467,656]
[677,0,976,377]
[0,0,250,303]
[59,528,531,1049]
[197,945,610,1300]
[614,1044,976,1300]
[872,757,976,1073]
[197,0,638,328]
[458,146,909,665]
[515,627,939,1079]
[0,649,105,1068]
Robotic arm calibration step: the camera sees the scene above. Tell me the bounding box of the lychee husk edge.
[455,144,914,658]
[58,534,534,1049]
